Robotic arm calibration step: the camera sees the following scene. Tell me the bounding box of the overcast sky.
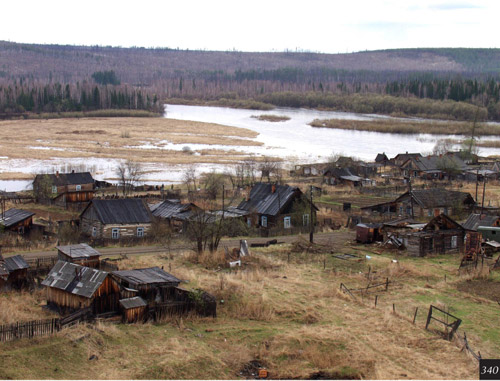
[1,0,498,53]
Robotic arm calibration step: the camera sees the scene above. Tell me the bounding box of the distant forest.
[1,41,500,120]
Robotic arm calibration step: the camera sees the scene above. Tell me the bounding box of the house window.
[451,236,457,248]
[303,214,310,226]
[76,185,82,191]
[92,226,97,237]
[137,227,144,237]
[284,216,291,229]
[247,218,251,227]
[52,186,57,194]
[261,216,267,227]
[428,209,432,217]
[111,228,120,239]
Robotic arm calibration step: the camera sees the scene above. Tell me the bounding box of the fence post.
[375,295,378,307]
[385,278,389,291]
[393,303,395,314]
[425,306,433,330]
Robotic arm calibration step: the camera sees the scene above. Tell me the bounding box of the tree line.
[0,81,164,116]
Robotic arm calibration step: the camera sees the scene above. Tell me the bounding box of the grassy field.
[310,118,497,136]
[1,235,496,379]
[0,117,261,180]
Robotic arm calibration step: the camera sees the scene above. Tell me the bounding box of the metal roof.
[150,200,199,221]
[56,243,101,259]
[462,214,500,231]
[0,208,35,228]
[112,267,181,287]
[119,296,147,309]
[397,189,475,209]
[85,198,152,224]
[41,261,108,298]
[4,255,29,271]
[237,183,299,216]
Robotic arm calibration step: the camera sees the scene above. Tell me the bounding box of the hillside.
[1,41,499,84]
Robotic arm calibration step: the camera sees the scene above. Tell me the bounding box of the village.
[0,146,499,379]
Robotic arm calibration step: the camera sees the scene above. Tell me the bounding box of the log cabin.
[79,198,153,241]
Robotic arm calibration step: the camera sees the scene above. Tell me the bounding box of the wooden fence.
[0,318,60,342]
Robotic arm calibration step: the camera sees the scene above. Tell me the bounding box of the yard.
[1,233,496,379]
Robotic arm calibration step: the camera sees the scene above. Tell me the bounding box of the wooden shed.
[400,214,465,257]
[356,223,383,244]
[119,296,147,323]
[57,243,101,268]
[42,261,120,314]
[0,208,35,234]
[111,267,181,303]
[0,255,29,290]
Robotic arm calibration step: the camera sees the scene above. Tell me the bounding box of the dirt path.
[12,230,355,259]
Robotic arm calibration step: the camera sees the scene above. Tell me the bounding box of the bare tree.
[183,165,198,193]
[115,160,144,196]
[259,156,283,183]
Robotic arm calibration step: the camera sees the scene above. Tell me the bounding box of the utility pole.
[481,179,486,215]
[309,185,314,243]
[475,168,479,206]
[408,176,414,219]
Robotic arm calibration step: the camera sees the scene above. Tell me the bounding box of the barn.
[0,255,29,290]
[57,243,101,268]
[0,208,35,234]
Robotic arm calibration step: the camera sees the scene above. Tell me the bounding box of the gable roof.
[237,183,300,216]
[397,189,475,209]
[462,213,500,231]
[392,153,422,162]
[4,255,29,271]
[82,199,152,224]
[423,214,464,231]
[35,172,94,186]
[404,154,467,172]
[150,200,200,221]
[41,261,108,298]
[57,243,101,259]
[0,208,35,228]
[323,167,359,178]
[375,153,389,163]
[112,267,181,286]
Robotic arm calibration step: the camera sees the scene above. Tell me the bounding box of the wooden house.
[0,208,35,234]
[79,198,153,241]
[0,255,29,290]
[56,243,101,268]
[399,214,465,257]
[42,261,120,314]
[375,153,389,166]
[393,189,475,218]
[33,171,95,209]
[111,267,181,302]
[391,152,422,167]
[236,183,318,231]
[462,213,500,232]
[150,200,202,231]
[119,296,147,323]
[323,167,374,187]
[400,153,467,180]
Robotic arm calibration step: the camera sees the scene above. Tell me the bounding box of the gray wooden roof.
[34,172,94,186]
[0,208,35,228]
[41,261,108,298]
[150,200,199,221]
[4,255,29,271]
[119,296,147,309]
[462,214,500,231]
[237,183,300,216]
[396,189,475,209]
[112,267,181,287]
[56,243,101,259]
[83,198,152,224]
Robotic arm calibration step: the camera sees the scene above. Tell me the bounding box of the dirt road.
[12,231,355,259]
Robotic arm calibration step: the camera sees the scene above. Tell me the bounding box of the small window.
[111,228,120,239]
[76,185,82,191]
[451,235,457,248]
[52,186,57,194]
[284,216,291,229]
[428,209,432,217]
[92,226,97,237]
[137,227,144,237]
[247,218,251,227]
[261,216,267,227]
[303,214,310,226]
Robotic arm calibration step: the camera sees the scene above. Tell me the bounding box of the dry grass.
[0,290,57,324]
[310,117,499,136]
[250,114,291,122]
[0,117,262,178]
[0,246,487,379]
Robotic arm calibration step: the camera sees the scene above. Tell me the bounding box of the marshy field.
[1,235,496,379]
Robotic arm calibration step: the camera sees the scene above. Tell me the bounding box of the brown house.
[57,243,101,268]
[0,255,29,290]
[42,261,120,314]
[80,198,153,241]
[119,296,148,323]
[399,214,465,257]
[150,200,203,231]
[0,208,35,234]
[33,171,95,209]
[400,154,467,180]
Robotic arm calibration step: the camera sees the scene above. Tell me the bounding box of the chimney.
[271,184,276,194]
[72,169,75,174]
[56,171,59,177]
